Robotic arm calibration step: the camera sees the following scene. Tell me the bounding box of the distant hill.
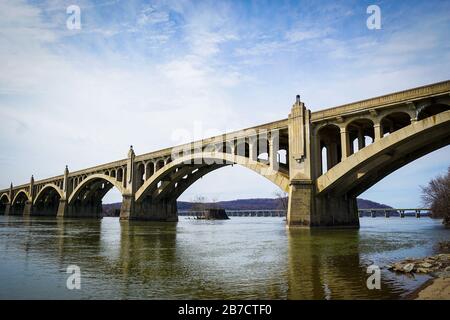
[103,198,393,216]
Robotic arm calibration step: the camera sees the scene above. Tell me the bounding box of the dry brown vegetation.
[421,166,450,227]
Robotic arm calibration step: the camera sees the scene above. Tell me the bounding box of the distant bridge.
[358,208,431,218]
[178,208,431,218]
[1,81,449,228]
[179,210,286,217]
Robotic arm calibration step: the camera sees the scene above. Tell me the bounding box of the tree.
[274,190,288,211]
[191,195,207,212]
[421,166,450,227]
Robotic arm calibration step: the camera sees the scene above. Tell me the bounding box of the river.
[0,215,448,299]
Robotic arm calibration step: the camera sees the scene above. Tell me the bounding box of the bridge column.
[269,130,279,171]
[340,127,351,159]
[357,128,366,149]
[249,140,258,161]
[374,122,382,141]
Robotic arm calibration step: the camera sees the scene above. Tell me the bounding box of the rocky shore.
[387,242,450,300]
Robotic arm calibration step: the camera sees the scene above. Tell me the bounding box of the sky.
[0,0,449,207]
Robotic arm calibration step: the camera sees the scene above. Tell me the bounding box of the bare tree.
[209,197,221,209]
[191,195,207,212]
[421,166,450,226]
[274,190,288,211]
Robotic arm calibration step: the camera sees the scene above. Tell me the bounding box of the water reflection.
[0,216,447,299]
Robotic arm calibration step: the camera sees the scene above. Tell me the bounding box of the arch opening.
[146,162,155,179]
[137,162,145,189]
[176,164,288,217]
[0,194,9,215]
[133,151,290,221]
[235,141,250,158]
[381,112,411,137]
[318,124,341,174]
[417,103,450,121]
[68,176,123,218]
[11,191,28,216]
[346,119,374,155]
[34,186,61,216]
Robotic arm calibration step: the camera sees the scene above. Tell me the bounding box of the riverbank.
[389,243,450,300]
[413,276,450,299]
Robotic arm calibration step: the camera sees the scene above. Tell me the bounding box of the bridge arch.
[0,193,10,203]
[67,174,125,218]
[68,174,125,205]
[11,190,30,205]
[0,193,10,215]
[316,110,450,197]
[11,190,30,215]
[135,152,290,203]
[33,184,64,216]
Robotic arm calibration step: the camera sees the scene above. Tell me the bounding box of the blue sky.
[0,0,449,207]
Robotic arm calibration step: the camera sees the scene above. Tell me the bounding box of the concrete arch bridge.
[1,81,449,228]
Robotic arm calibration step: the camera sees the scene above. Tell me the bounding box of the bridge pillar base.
[23,201,33,216]
[314,195,359,228]
[119,195,134,220]
[4,204,10,216]
[66,202,103,218]
[57,199,67,218]
[287,180,359,228]
[287,180,315,227]
[131,198,178,222]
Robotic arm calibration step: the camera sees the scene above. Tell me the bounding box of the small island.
[195,208,230,220]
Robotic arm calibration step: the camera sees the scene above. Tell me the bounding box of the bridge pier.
[3,204,10,215]
[56,199,68,218]
[65,201,103,218]
[23,201,32,216]
[287,180,359,228]
[119,195,134,220]
[128,197,178,222]
[287,180,314,227]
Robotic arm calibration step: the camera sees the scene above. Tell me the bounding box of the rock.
[419,262,433,268]
[403,263,415,273]
[416,268,430,274]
